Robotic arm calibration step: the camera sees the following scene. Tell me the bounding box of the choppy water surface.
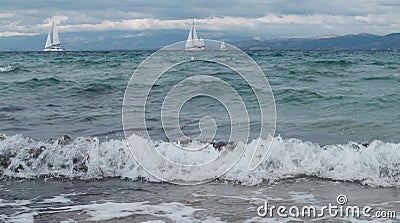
[1,51,399,143]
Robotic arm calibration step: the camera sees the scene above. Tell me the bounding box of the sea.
[0,50,399,222]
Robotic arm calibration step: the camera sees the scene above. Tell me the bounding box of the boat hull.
[44,47,65,52]
[184,47,206,51]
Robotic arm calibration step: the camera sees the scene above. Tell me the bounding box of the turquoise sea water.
[0,51,399,144]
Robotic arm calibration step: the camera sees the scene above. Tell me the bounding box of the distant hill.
[0,30,189,51]
[0,30,245,51]
[235,33,400,50]
[0,32,399,51]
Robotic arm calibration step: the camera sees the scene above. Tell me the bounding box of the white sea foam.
[0,199,205,222]
[4,212,37,223]
[288,191,317,204]
[0,199,36,223]
[39,194,75,204]
[244,216,303,223]
[0,65,15,73]
[0,133,399,187]
[44,201,202,222]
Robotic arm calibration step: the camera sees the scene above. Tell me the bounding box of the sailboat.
[44,21,64,51]
[185,20,206,51]
[220,41,226,50]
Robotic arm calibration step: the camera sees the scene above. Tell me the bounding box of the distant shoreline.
[0,49,399,53]
[1,32,398,52]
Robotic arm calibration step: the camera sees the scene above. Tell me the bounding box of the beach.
[1,178,399,222]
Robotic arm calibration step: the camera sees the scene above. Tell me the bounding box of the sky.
[0,0,399,47]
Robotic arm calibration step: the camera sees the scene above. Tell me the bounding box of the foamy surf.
[0,133,399,187]
[0,195,207,223]
[0,65,16,73]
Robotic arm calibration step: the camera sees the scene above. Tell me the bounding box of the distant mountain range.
[0,32,399,51]
[235,33,400,50]
[0,30,244,51]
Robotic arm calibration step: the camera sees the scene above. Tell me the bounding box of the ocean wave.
[360,76,400,82]
[0,65,17,73]
[11,77,73,88]
[75,83,115,94]
[0,105,25,112]
[0,133,399,187]
[312,60,353,66]
[274,88,325,104]
[6,77,118,94]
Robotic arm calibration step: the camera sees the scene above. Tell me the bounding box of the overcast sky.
[1,0,399,38]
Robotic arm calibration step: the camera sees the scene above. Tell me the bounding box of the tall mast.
[51,21,54,45]
[52,21,60,46]
[191,20,195,40]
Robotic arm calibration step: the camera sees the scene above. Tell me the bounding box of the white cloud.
[0,12,14,18]
[44,15,69,25]
[115,32,151,38]
[0,0,399,38]
[51,13,396,33]
[355,15,370,23]
[0,31,37,37]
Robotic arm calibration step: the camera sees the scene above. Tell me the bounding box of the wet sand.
[0,178,399,222]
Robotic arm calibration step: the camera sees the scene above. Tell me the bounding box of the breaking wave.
[0,133,399,187]
[0,65,17,73]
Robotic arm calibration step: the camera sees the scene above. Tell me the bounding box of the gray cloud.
[0,0,399,38]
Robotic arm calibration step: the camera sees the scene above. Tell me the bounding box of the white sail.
[191,24,199,46]
[185,20,205,50]
[199,38,205,47]
[185,23,195,49]
[220,41,226,49]
[52,21,60,45]
[44,20,64,51]
[45,30,52,48]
